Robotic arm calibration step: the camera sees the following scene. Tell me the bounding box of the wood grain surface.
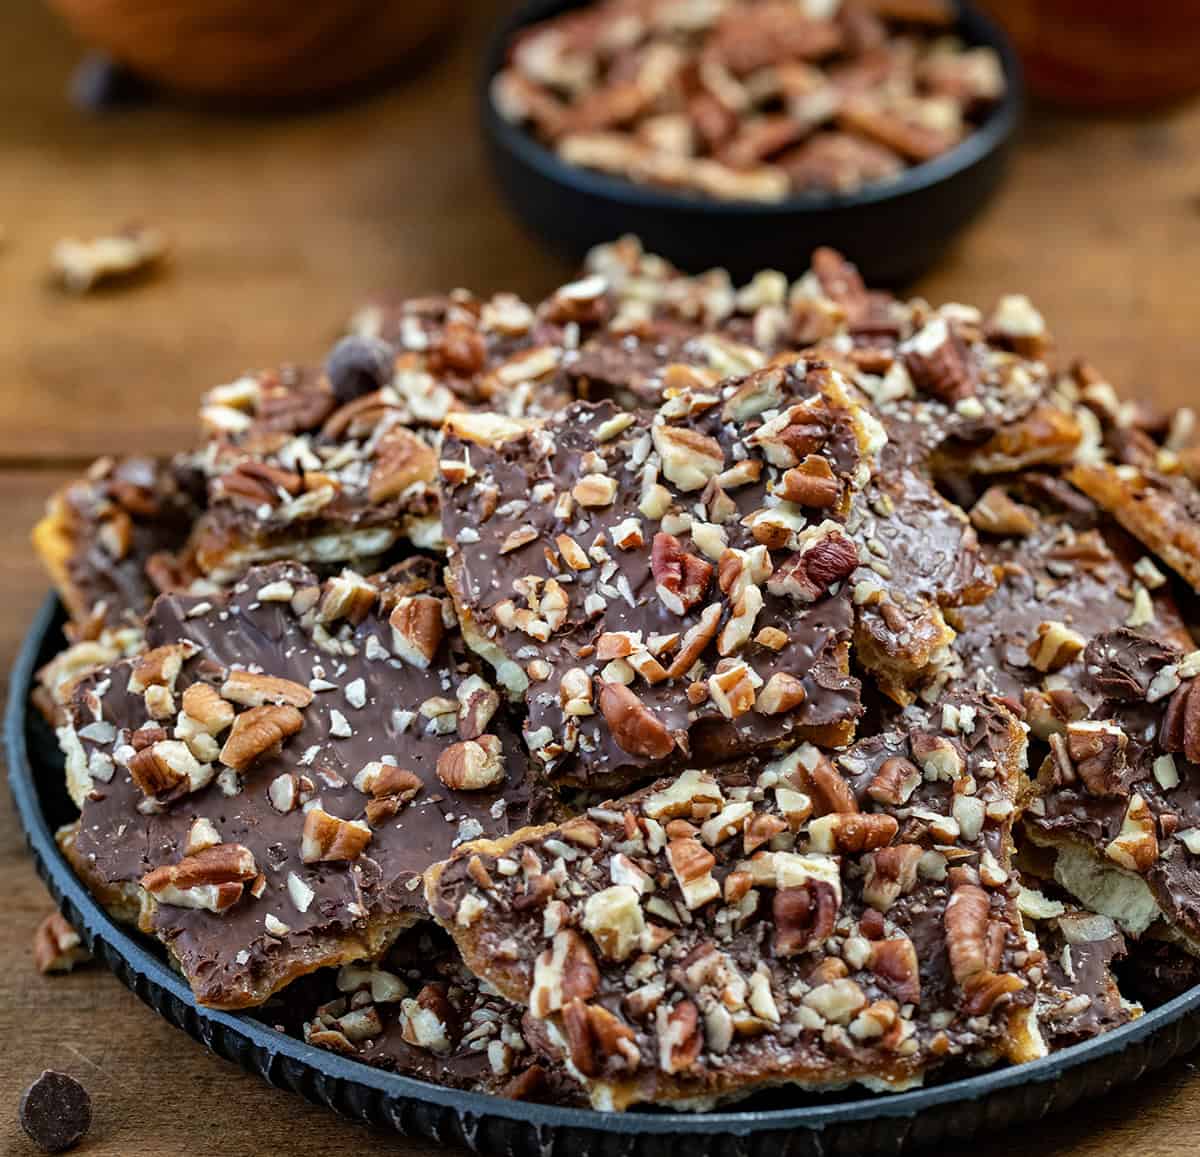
[2,0,1199,1153]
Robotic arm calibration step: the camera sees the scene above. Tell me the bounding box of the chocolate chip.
[324,335,394,405]
[19,1071,91,1153]
[69,54,153,112]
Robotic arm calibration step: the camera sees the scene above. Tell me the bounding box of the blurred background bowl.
[45,0,458,103]
[483,0,1023,285]
[980,0,1200,110]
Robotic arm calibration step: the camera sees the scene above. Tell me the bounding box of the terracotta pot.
[980,0,1200,110]
[46,0,458,102]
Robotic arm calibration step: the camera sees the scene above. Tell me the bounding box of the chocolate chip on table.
[18,1071,91,1154]
[69,54,153,113]
[324,335,395,404]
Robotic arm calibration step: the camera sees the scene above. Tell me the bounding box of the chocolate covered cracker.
[185,365,441,582]
[427,695,1042,1110]
[439,362,885,786]
[848,456,995,705]
[1017,884,1139,1047]
[59,560,549,1008]
[32,455,201,638]
[953,491,1192,733]
[300,925,582,1103]
[1025,630,1200,955]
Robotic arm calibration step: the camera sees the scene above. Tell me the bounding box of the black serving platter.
[483,0,1022,286]
[10,591,1200,1156]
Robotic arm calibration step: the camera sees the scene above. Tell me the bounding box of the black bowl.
[482,0,1022,285]
[9,591,1200,1156]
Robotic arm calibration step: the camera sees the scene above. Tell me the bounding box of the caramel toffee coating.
[32,455,200,636]
[1071,460,1200,594]
[1025,630,1200,951]
[298,925,582,1104]
[427,694,1041,1110]
[953,509,1191,722]
[440,364,881,785]
[61,560,549,1008]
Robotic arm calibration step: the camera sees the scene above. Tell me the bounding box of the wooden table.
[2,1,1198,1153]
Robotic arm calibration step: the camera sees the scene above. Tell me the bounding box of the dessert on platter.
[35,238,1200,1110]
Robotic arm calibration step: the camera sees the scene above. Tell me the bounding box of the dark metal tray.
[9,592,1200,1156]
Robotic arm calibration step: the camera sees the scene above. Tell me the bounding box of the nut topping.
[651,532,714,616]
[141,843,258,913]
[390,595,445,669]
[436,735,508,792]
[597,681,675,760]
[218,704,304,771]
[220,669,314,709]
[301,807,373,863]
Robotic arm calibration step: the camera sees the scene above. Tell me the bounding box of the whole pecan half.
[773,876,840,957]
[768,531,860,602]
[1162,679,1200,764]
[597,680,675,761]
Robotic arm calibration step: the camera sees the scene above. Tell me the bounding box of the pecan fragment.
[773,878,839,957]
[220,669,313,709]
[756,671,807,714]
[651,532,714,616]
[1066,720,1130,797]
[1161,679,1200,764]
[597,681,675,760]
[866,756,921,806]
[809,811,898,853]
[902,318,977,402]
[33,912,90,974]
[369,427,437,503]
[658,998,702,1075]
[141,843,258,913]
[530,930,600,1017]
[390,595,445,669]
[301,807,373,863]
[562,998,638,1077]
[1106,794,1159,873]
[776,454,843,508]
[768,531,859,602]
[436,735,508,791]
[944,883,990,986]
[218,704,304,771]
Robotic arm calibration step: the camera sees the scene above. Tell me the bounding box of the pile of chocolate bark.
[36,239,1200,1111]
